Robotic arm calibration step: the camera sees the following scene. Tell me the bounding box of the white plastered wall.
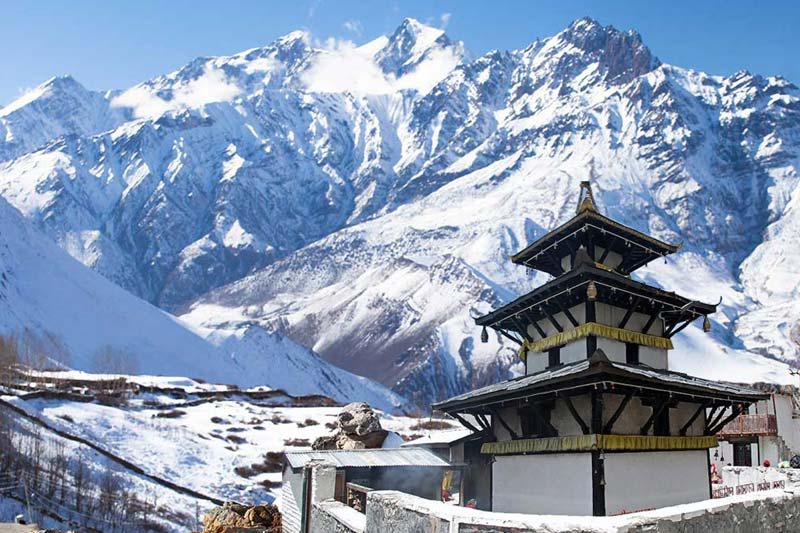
[604,450,709,515]
[601,395,652,435]
[551,394,592,435]
[492,453,593,515]
[595,302,663,336]
[528,304,586,339]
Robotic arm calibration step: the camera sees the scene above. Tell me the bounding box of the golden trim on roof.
[518,322,673,360]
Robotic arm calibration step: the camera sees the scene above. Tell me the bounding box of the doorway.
[733,442,752,466]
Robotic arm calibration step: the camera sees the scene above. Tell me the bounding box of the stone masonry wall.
[359,488,800,533]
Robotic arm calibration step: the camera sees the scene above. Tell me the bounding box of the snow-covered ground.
[1,371,459,526]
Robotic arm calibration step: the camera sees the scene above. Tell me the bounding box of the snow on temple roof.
[284,447,452,469]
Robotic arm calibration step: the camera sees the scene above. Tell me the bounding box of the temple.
[433,182,769,516]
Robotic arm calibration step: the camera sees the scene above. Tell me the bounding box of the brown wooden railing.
[717,414,777,437]
[346,482,373,514]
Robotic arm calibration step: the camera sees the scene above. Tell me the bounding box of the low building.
[433,182,769,516]
[711,385,800,468]
[282,448,464,533]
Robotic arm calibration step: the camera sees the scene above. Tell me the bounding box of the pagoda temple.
[433,182,768,516]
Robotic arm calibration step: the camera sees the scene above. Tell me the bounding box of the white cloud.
[343,19,363,35]
[111,65,242,119]
[301,38,394,94]
[301,37,461,96]
[440,12,452,29]
[394,45,461,94]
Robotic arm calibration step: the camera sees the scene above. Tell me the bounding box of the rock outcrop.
[312,402,389,450]
[202,501,281,533]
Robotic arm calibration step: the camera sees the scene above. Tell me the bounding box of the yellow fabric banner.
[481,434,718,455]
[519,322,673,360]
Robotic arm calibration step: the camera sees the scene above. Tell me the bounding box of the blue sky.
[2,0,797,105]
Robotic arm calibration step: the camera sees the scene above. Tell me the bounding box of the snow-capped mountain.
[1,17,798,406]
[0,192,405,410]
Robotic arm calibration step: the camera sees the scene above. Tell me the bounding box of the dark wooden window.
[625,343,639,365]
[548,346,561,368]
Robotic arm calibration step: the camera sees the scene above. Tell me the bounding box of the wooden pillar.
[591,451,605,516]
[586,298,597,357]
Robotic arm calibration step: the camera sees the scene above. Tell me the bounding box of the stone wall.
[312,500,365,533]
[358,488,800,533]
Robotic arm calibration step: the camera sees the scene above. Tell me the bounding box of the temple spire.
[576,180,598,214]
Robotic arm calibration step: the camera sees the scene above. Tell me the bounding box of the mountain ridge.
[1,17,798,406]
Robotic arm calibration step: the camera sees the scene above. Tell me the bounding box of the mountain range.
[1,17,798,406]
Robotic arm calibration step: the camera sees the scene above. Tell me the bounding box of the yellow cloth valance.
[481,434,717,455]
[518,322,673,360]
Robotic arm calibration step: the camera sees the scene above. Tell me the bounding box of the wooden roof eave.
[433,356,768,414]
[510,210,681,267]
[475,264,717,328]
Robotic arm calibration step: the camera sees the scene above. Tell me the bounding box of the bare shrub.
[409,419,454,431]
[296,418,319,427]
[154,410,186,419]
[92,345,138,375]
[283,438,310,447]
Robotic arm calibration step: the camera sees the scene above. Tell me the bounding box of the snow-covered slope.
[1,17,799,405]
[0,195,405,410]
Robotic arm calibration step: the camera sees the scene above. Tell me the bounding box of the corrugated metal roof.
[284,447,452,469]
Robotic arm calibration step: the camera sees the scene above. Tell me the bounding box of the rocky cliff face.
[1,17,798,406]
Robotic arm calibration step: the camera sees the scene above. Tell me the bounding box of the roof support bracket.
[510,316,533,342]
[543,307,564,333]
[561,393,590,435]
[451,413,482,435]
[603,393,632,434]
[496,327,523,346]
[491,408,519,440]
[708,404,746,435]
[640,397,669,435]
[642,312,659,334]
[680,401,710,436]
[523,310,547,339]
[618,297,642,329]
[705,406,727,433]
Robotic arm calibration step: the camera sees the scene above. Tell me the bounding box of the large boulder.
[337,402,382,436]
[312,403,389,450]
[202,501,281,533]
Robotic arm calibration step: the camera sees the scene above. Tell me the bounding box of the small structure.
[282,448,463,532]
[711,385,800,468]
[433,182,769,516]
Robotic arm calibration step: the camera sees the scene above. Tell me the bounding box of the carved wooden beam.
[679,402,709,436]
[451,413,481,434]
[708,404,745,435]
[705,406,727,434]
[642,312,659,334]
[618,297,642,329]
[510,316,533,342]
[491,408,519,440]
[542,305,564,333]
[523,310,547,338]
[561,394,590,435]
[603,393,632,434]
[496,326,523,346]
[640,397,669,435]
[556,301,580,328]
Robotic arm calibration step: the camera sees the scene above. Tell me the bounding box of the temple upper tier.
[510,181,681,276]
